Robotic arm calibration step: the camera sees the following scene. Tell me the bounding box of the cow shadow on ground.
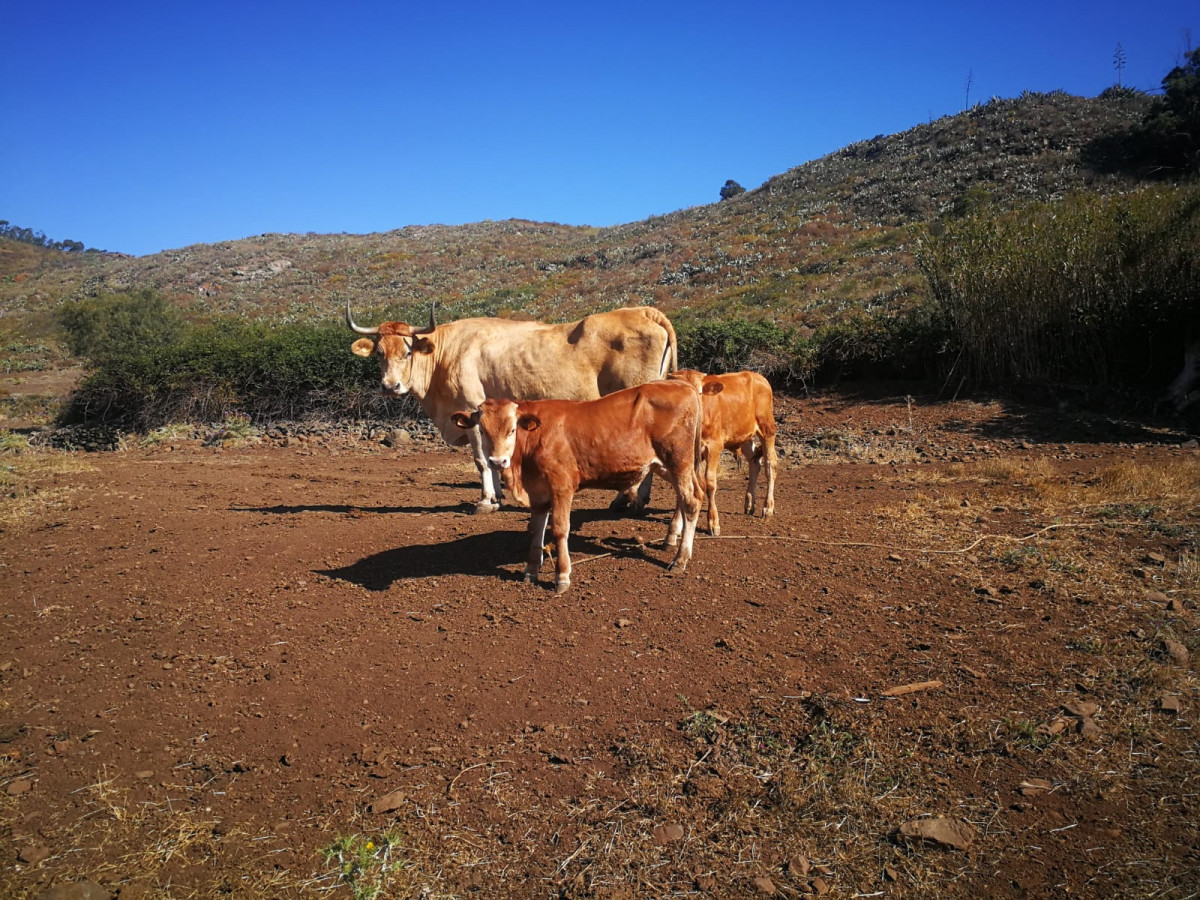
[316,526,652,592]
[232,501,469,516]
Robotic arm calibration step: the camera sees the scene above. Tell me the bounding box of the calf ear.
[450,411,479,430]
[351,338,375,357]
[517,413,541,433]
[702,382,725,396]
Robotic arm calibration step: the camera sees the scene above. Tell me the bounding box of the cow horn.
[413,301,437,335]
[345,300,380,335]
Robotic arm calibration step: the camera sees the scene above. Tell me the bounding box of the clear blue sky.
[2,1,1195,257]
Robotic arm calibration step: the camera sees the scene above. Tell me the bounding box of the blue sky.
[2,1,1195,257]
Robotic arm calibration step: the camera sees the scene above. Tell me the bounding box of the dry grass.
[0,436,94,532]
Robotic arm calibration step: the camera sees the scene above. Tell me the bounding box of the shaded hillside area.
[0,91,1156,337]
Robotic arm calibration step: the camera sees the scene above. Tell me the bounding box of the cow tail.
[643,307,679,376]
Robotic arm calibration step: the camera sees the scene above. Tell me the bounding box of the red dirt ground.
[2,387,1198,899]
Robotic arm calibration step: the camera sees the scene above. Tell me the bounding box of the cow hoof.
[555,579,571,594]
[523,572,537,585]
[473,500,500,515]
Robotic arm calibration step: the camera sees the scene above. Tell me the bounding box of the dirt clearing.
[2,387,1198,899]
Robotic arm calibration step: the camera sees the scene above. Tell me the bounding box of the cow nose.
[488,456,510,470]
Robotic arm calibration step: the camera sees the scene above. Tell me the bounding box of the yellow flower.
[365,841,375,851]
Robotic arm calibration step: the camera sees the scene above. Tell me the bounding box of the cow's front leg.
[524,507,550,584]
[551,496,574,593]
[466,425,500,513]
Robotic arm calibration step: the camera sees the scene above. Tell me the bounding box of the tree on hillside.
[720,179,746,201]
[1140,46,1200,173]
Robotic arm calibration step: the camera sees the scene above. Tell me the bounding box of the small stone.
[135,770,154,780]
[616,618,633,629]
[1019,777,1053,796]
[1076,716,1101,737]
[1164,639,1190,666]
[694,874,717,892]
[18,844,51,865]
[751,875,777,895]
[787,854,811,878]
[1158,694,1182,714]
[1144,552,1166,565]
[898,816,976,851]
[369,789,406,814]
[6,778,32,796]
[811,877,830,895]
[1167,598,1185,613]
[1062,700,1098,718]
[652,823,684,844]
[883,865,900,882]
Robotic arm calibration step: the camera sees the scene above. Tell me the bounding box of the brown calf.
[668,369,777,536]
[452,381,705,593]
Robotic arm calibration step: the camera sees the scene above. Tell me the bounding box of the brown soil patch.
[2,388,1198,899]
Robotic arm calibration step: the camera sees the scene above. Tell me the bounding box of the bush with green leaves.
[916,183,1200,389]
[56,289,186,363]
[60,310,397,428]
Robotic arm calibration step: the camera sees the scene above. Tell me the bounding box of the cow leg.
[667,471,702,572]
[704,443,722,537]
[525,506,550,584]
[466,426,500,513]
[743,440,761,516]
[761,433,777,518]
[609,473,652,516]
[550,496,574,593]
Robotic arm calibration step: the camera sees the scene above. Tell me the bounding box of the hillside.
[0,90,1155,339]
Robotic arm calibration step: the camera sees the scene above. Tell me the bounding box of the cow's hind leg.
[524,506,550,584]
[743,440,761,515]
[703,443,721,536]
[761,432,777,518]
[666,470,702,573]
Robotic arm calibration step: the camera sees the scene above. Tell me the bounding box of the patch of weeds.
[139,423,194,448]
[996,544,1043,569]
[0,429,30,454]
[320,830,407,900]
[1096,502,1159,521]
[204,410,256,446]
[1066,636,1107,655]
[1048,556,1084,575]
[1003,717,1058,752]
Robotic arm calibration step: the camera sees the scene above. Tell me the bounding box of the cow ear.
[517,413,541,433]
[450,411,478,430]
[702,382,725,396]
[351,338,375,357]
[410,336,434,355]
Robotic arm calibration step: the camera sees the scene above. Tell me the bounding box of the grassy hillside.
[0,91,1154,339]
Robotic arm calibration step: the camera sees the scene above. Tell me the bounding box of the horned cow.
[452,381,705,593]
[348,303,677,513]
[668,368,777,536]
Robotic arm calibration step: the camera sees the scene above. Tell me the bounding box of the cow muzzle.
[488,456,511,471]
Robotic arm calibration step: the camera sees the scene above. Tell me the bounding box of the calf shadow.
[318,528,630,591]
[233,500,468,516]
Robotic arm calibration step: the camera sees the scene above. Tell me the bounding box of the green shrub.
[56,289,185,363]
[60,316,396,428]
[916,184,1200,389]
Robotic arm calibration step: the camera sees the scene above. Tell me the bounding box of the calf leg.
[761,433,777,518]
[743,440,761,516]
[524,507,550,583]
[551,496,574,594]
[703,442,722,536]
[667,471,702,572]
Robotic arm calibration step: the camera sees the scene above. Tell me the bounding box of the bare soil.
[2,386,1198,899]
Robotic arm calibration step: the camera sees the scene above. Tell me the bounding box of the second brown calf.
[668,369,777,536]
